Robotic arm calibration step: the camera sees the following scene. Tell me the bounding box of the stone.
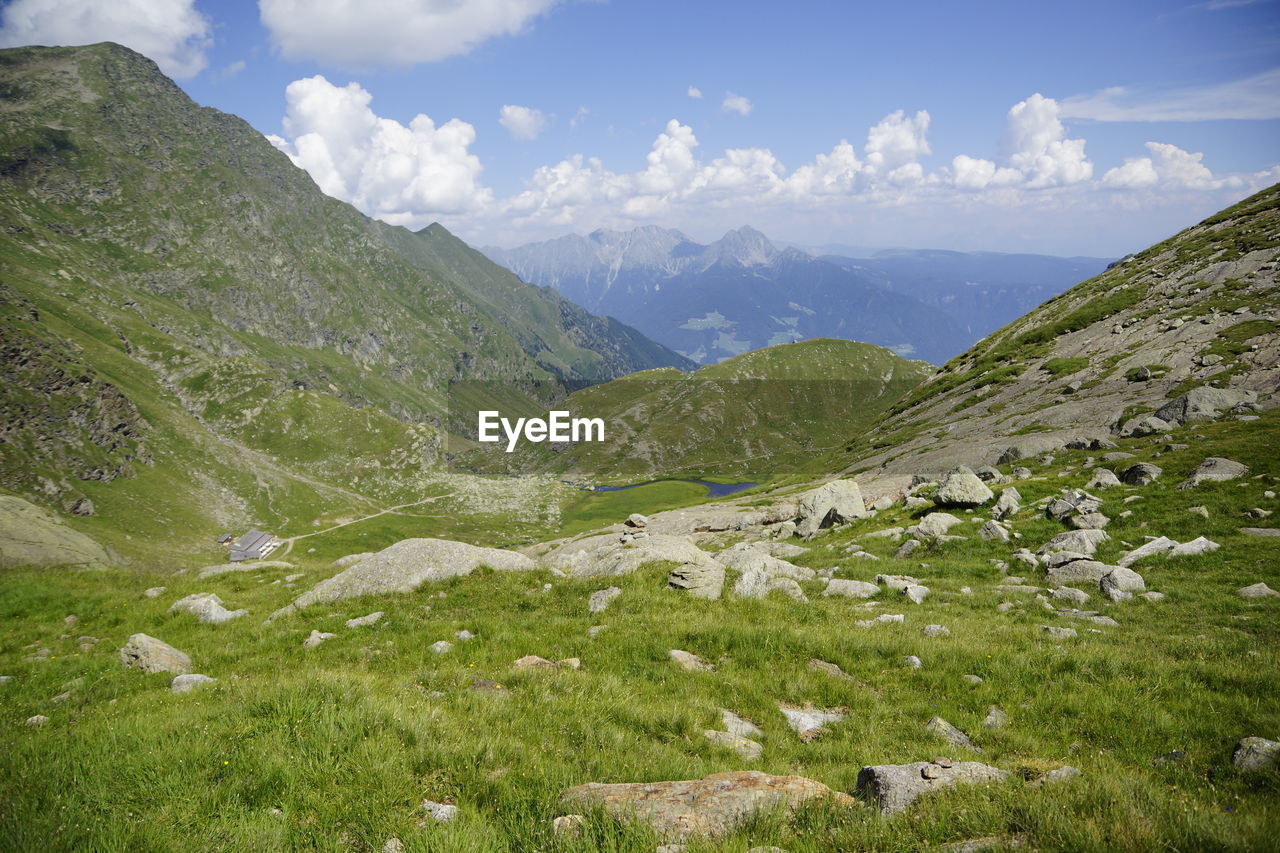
[669,649,714,672]
[795,480,869,537]
[894,539,921,559]
[1232,737,1280,772]
[560,770,855,841]
[421,800,457,822]
[926,716,980,752]
[823,579,879,598]
[551,814,585,837]
[170,674,216,693]
[922,624,950,638]
[345,611,383,629]
[775,521,797,539]
[1237,583,1279,598]
[912,512,964,539]
[586,625,608,638]
[119,634,191,674]
[1069,511,1110,530]
[1086,469,1120,490]
[270,537,535,619]
[778,704,845,740]
[722,710,764,739]
[143,587,166,598]
[875,573,921,591]
[668,563,725,600]
[903,583,930,604]
[168,593,248,624]
[1178,457,1249,489]
[514,655,558,670]
[1100,567,1145,601]
[1188,506,1210,518]
[1120,463,1162,486]
[1041,625,1077,640]
[455,629,475,641]
[905,655,922,669]
[856,613,905,627]
[975,465,1003,483]
[1117,536,1177,566]
[765,577,808,602]
[978,520,1010,542]
[625,513,649,528]
[25,715,50,726]
[809,658,852,679]
[991,488,1022,520]
[855,761,1008,815]
[588,586,622,613]
[872,495,894,511]
[1242,527,1280,538]
[703,729,762,760]
[382,839,405,853]
[1051,586,1091,606]
[1012,548,1037,569]
[982,706,1007,729]
[1139,591,1167,603]
[429,640,453,654]
[303,630,335,649]
[962,674,983,685]
[1155,387,1258,426]
[1034,766,1081,786]
[1036,529,1109,557]
[1171,536,1220,557]
[934,467,995,507]
[0,495,116,568]
[1121,415,1172,438]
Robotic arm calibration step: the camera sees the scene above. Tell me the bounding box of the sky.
[1,0,1278,256]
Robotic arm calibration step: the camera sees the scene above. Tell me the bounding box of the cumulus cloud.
[949,154,1021,190]
[1004,93,1092,187]
[1060,69,1280,122]
[864,110,931,175]
[259,0,562,68]
[1102,141,1226,189]
[267,76,492,220]
[0,0,211,78]
[722,92,753,116]
[687,85,703,99]
[499,104,547,140]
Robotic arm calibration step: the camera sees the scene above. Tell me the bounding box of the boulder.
[922,624,951,638]
[1237,582,1279,599]
[1041,625,1078,640]
[926,716,980,752]
[119,634,191,674]
[669,649,714,672]
[270,538,534,619]
[983,707,1008,729]
[1178,457,1249,490]
[559,770,855,841]
[625,513,650,528]
[1100,567,1145,601]
[1050,587,1091,606]
[722,710,764,738]
[346,611,383,628]
[978,521,1011,542]
[856,761,1008,815]
[991,488,1022,521]
[823,579,880,598]
[1036,529,1109,557]
[1155,387,1258,426]
[1120,463,1163,486]
[911,512,964,539]
[876,574,921,592]
[795,480,869,537]
[903,583,930,604]
[170,674,216,693]
[934,467,995,507]
[778,703,845,740]
[668,563,725,600]
[716,544,814,582]
[1120,415,1173,437]
[302,630,335,648]
[168,593,248,625]
[1086,469,1121,490]
[1232,737,1280,772]
[588,586,623,614]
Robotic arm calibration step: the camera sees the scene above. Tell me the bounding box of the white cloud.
[1060,69,1280,122]
[786,141,863,197]
[1102,141,1224,189]
[1005,93,1092,187]
[949,154,1022,190]
[569,106,589,130]
[864,110,931,174]
[722,91,753,116]
[259,0,562,68]
[268,75,492,220]
[0,0,211,78]
[687,85,703,99]
[499,104,547,140]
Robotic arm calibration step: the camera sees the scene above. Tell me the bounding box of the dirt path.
[276,493,455,557]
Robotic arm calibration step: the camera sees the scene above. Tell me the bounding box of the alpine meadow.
[1,7,1279,853]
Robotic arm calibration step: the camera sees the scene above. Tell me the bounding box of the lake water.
[587,479,758,498]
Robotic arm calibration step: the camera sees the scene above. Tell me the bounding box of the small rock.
[894,538,921,559]
[429,640,454,654]
[669,649,714,672]
[1034,766,1081,786]
[982,706,1007,729]
[513,655,558,670]
[856,760,1008,815]
[586,625,608,638]
[1051,586,1090,605]
[722,709,764,738]
[169,593,248,625]
[1120,462,1162,486]
[588,586,623,614]
[779,703,845,741]
[808,658,851,679]
[625,513,649,528]
[1232,737,1280,772]
[824,579,879,598]
[904,655,922,669]
[552,814,586,836]
[119,634,191,675]
[1238,583,1278,598]
[455,629,475,641]
[170,674,216,693]
[302,630,335,649]
[345,611,383,629]
[143,586,166,598]
[421,800,458,822]
[926,716,980,752]
[703,729,762,760]
[903,583,930,604]
[962,674,983,685]
[1188,506,1210,518]
[382,839,405,853]
[25,715,49,727]
[1041,625,1078,640]
[923,624,950,638]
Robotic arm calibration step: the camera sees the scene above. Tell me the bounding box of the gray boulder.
[926,716,980,752]
[824,579,880,598]
[1155,387,1258,426]
[1086,469,1121,490]
[1121,415,1173,437]
[271,538,534,619]
[1232,737,1280,772]
[1047,559,1117,587]
[1050,587,1091,606]
[170,674,216,693]
[120,634,191,674]
[668,564,725,600]
[1100,567,1145,601]
[903,583,930,604]
[934,467,995,507]
[778,704,846,740]
[1237,582,1279,598]
[303,630,335,648]
[1041,625,1078,640]
[856,761,1008,815]
[911,512,963,539]
[1036,529,1110,556]
[1178,457,1249,490]
[1120,463,1163,486]
[979,520,1011,542]
[346,611,383,628]
[795,480,869,537]
[588,586,623,613]
[722,710,764,738]
[169,593,247,624]
[991,488,1022,520]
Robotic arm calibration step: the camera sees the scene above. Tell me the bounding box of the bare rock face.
[934,466,995,507]
[562,535,718,580]
[795,479,868,537]
[667,563,725,600]
[856,761,1009,815]
[119,633,191,674]
[1155,387,1258,426]
[0,495,115,569]
[559,770,855,841]
[270,537,534,619]
[1178,457,1249,490]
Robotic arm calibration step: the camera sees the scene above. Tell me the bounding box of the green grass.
[2,414,1278,851]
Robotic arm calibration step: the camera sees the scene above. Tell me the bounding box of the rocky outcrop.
[856,761,1009,814]
[0,495,115,569]
[168,593,248,624]
[933,466,994,507]
[119,634,191,674]
[795,480,868,537]
[270,538,533,619]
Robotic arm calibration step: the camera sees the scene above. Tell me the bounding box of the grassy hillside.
[454,339,933,483]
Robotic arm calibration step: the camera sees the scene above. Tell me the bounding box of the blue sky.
[2,0,1278,255]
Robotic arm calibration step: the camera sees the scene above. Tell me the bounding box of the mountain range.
[484,227,1110,365]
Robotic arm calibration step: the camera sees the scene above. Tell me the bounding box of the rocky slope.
[832,184,1280,479]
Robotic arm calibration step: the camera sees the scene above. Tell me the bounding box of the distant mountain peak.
[706,225,777,267]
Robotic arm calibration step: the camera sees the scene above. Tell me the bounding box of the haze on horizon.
[2,0,1277,256]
